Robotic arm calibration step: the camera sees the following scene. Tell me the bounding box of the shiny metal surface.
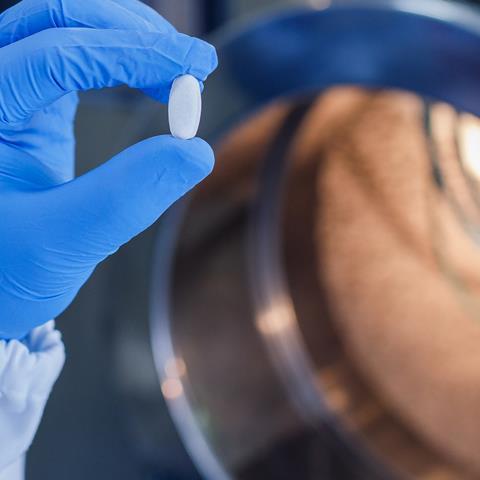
[146,1,480,479]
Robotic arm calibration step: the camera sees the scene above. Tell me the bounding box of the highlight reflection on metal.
[426,103,480,242]
[256,299,294,336]
[161,357,187,400]
[164,356,187,378]
[459,114,480,182]
[161,378,184,400]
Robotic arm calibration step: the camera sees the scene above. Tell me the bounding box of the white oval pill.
[168,74,202,140]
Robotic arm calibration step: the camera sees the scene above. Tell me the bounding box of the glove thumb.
[49,135,214,263]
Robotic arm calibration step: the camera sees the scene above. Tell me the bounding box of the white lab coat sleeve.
[0,321,65,479]
[0,456,25,480]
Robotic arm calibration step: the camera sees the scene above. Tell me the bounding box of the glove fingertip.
[152,136,214,193]
[177,136,215,178]
[184,37,218,80]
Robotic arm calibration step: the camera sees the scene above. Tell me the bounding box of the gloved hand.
[0,0,218,339]
[0,321,65,472]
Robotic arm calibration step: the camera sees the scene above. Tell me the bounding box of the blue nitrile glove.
[0,0,218,340]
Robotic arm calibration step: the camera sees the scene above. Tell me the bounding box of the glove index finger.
[0,27,218,125]
[0,0,162,47]
[113,0,177,34]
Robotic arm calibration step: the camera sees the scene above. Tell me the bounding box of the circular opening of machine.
[150,85,480,480]
[144,2,480,479]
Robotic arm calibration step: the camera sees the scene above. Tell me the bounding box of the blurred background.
[4,0,480,478]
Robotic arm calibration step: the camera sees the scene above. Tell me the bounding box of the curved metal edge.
[201,0,480,144]
[149,201,232,480]
[247,99,328,422]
